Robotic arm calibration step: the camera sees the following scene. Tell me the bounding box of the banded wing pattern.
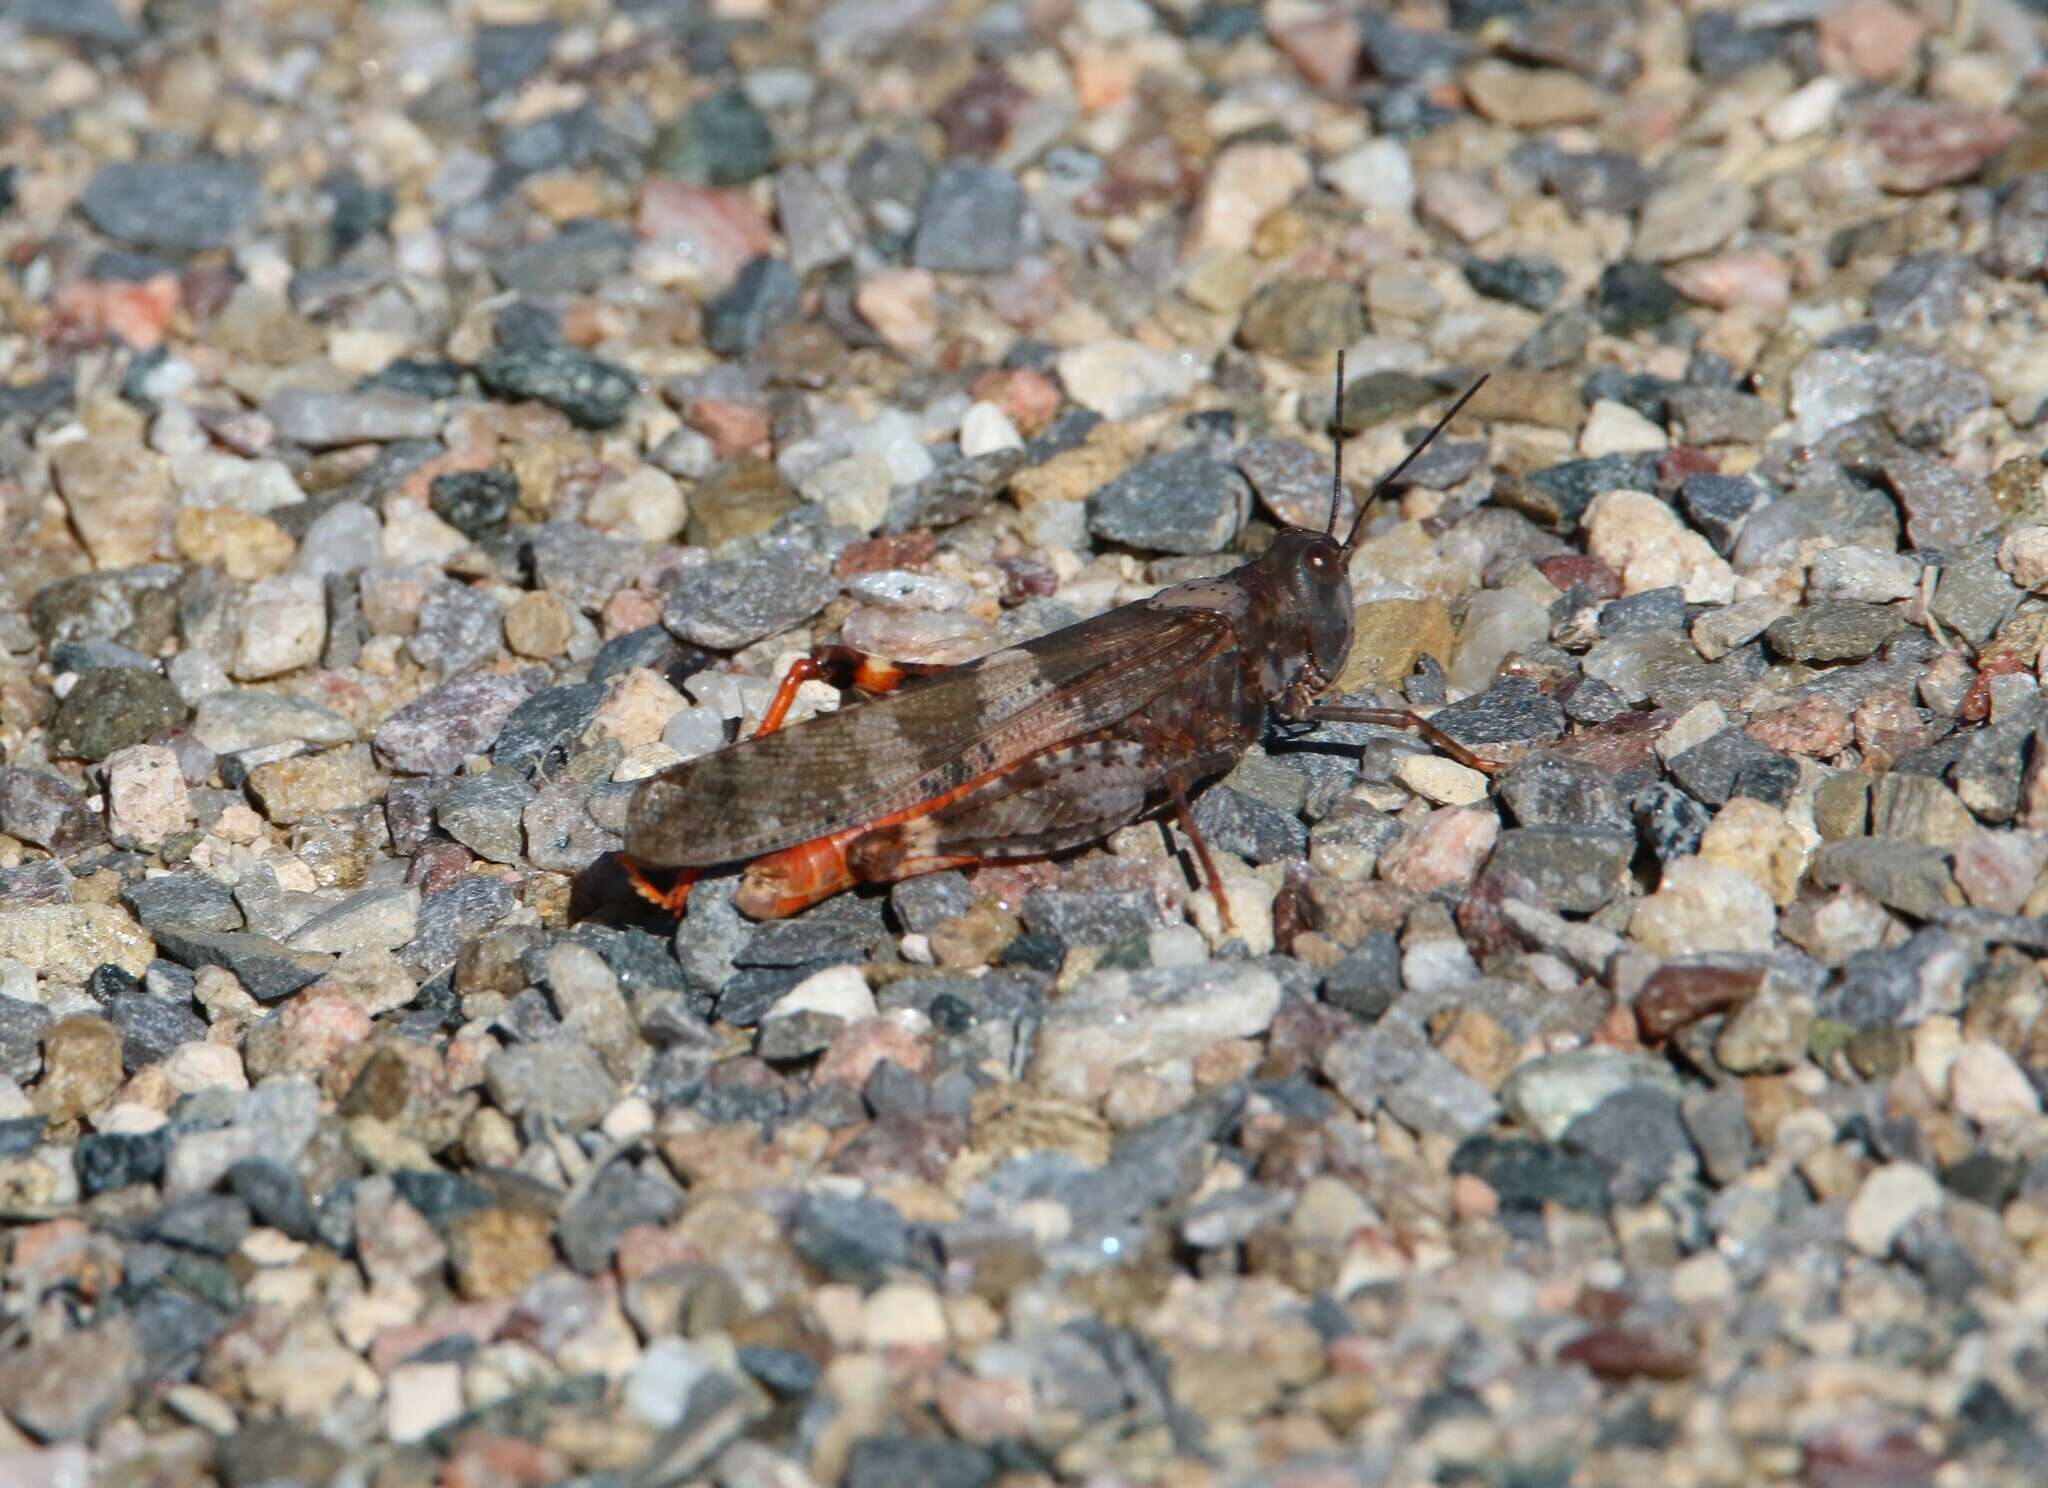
[624,604,1233,868]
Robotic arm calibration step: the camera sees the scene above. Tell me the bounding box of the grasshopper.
[622,357,1488,930]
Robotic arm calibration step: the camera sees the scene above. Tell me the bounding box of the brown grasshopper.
[621,357,1488,930]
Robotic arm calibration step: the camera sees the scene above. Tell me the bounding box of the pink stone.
[1272,11,1362,92]
[1666,250,1792,312]
[355,1189,446,1289]
[685,396,771,457]
[636,181,776,286]
[1953,827,2046,913]
[1817,0,1927,82]
[52,274,180,350]
[614,1224,699,1281]
[1745,696,1852,757]
[936,1370,1036,1445]
[1186,143,1311,257]
[369,1299,515,1373]
[814,1017,930,1087]
[265,994,373,1076]
[854,268,939,357]
[1379,807,1499,895]
[1869,105,2020,193]
[601,589,663,639]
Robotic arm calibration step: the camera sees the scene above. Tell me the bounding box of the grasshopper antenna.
[1341,373,1490,554]
[1327,349,1347,537]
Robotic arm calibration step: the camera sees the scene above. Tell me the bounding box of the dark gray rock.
[1020,888,1166,945]
[912,163,1025,273]
[405,875,518,974]
[1666,728,1798,807]
[0,768,105,854]
[50,667,186,761]
[661,554,838,651]
[436,768,535,865]
[1087,447,1249,556]
[108,993,207,1071]
[122,874,242,933]
[559,1162,684,1274]
[705,256,801,356]
[1486,826,1635,912]
[1190,784,1308,864]
[149,927,332,1002]
[1764,602,1906,663]
[1562,1086,1695,1206]
[1427,675,1567,761]
[0,999,50,1084]
[476,345,637,429]
[790,1192,911,1283]
[80,160,261,252]
[494,683,605,774]
[1496,754,1626,828]
[1811,839,1958,918]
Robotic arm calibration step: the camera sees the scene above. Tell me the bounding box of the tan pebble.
[1394,754,1489,807]
[504,591,573,658]
[854,267,938,356]
[173,506,295,580]
[594,667,687,749]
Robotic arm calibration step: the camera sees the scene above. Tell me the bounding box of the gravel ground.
[5,0,2048,1484]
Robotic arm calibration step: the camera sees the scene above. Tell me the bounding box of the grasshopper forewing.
[622,357,1488,928]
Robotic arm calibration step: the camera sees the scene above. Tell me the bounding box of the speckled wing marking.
[625,605,1233,867]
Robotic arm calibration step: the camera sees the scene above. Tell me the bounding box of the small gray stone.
[1426,675,1567,765]
[1087,447,1249,556]
[529,523,648,615]
[1561,1086,1696,1206]
[1495,754,1626,828]
[51,667,186,762]
[435,769,535,865]
[1764,602,1905,663]
[108,992,207,1071]
[1020,888,1166,945]
[0,768,105,854]
[1190,785,1307,864]
[889,872,973,934]
[1929,541,2020,646]
[410,580,503,680]
[1881,448,2002,551]
[912,162,1025,273]
[0,998,53,1083]
[149,926,332,1002]
[1486,826,1635,912]
[122,874,242,934]
[523,784,622,871]
[484,1038,616,1130]
[774,164,860,274]
[476,344,638,429]
[558,1161,682,1274]
[374,671,545,776]
[190,692,355,755]
[705,256,801,357]
[1811,839,1959,918]
[286,887,421,954]
[660,555,838,651]
[404,875,517,973]
[80,160,261,252]
[263,389,441,447]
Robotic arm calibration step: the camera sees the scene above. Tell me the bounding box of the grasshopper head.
[1265,526,1354,685]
